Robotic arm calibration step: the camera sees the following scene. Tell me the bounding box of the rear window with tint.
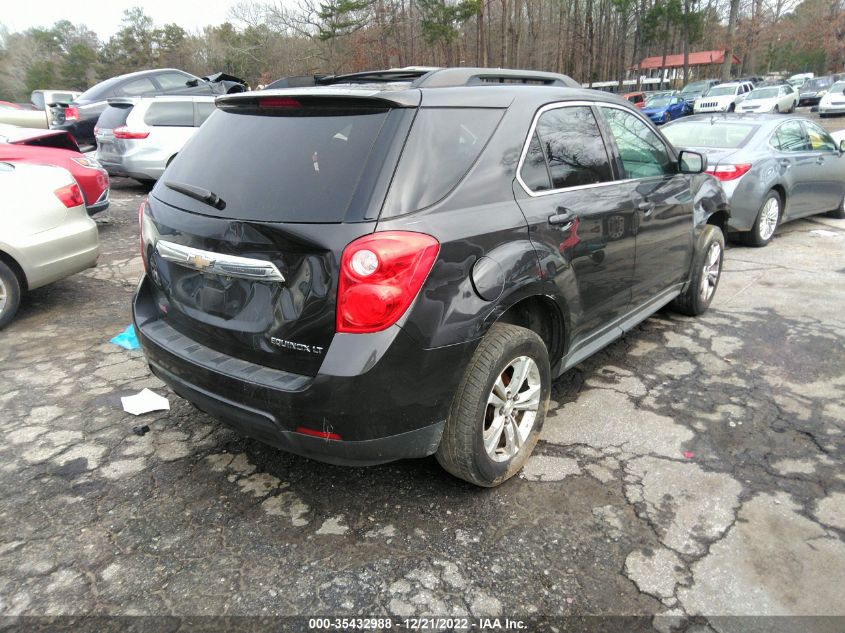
[663,121,758,149]
[97,105,133,131]
[145,101,194,127]
[381,108,503,216]
[156,106,405,223]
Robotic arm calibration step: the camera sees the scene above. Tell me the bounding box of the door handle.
[548,210,576,227]
[779,159,791,169]
[817,156,825,164]
[637,201,655,216]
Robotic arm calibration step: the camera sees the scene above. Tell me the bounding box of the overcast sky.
[1,0,244,39]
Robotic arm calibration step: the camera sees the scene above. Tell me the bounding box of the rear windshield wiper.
[164,180,226,210]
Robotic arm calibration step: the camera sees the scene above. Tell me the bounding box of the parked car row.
[51,68,246,149]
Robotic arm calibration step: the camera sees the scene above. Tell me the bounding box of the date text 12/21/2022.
[307,617,528,630]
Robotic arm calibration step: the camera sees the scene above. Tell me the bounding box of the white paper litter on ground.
[121,389,170,416]
[810,229,839,238]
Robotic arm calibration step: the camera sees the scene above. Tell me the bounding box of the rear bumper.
[99,160,163,182]
[133,275,474,465]
[98,149,168,182]
[13,208,99,290]
[86,188,110,216]
[818,104,845,114]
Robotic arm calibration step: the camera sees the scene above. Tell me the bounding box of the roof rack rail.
[311,67,581,89]
[417,68,581,89]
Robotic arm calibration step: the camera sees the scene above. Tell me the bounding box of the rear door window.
[772,121,811,152]
[117,78,157,97]
[144,101,194,127]
[154,72,194,91]
[600,107,674,179]
[520,105,612,191]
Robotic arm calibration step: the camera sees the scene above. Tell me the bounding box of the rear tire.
[670,225,725,317]
[0,261,22,330]
[789,101,796,113]
[436,323,550,487]
[742,190,782,247]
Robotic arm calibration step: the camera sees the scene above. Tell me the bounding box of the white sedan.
[819,81,845,117]
[0,162,99,328]
[735,85,799,114]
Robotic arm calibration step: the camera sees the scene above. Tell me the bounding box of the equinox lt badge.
[270,337,323,355]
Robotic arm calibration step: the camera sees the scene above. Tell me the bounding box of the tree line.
[0,0,842,102]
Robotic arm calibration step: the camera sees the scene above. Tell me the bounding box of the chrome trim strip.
[155,240,285,283]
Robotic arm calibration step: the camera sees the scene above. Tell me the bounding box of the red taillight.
[139,198,148,267]
[113,125,150,139]
[295,426,341,441]
[54,183,84,208]
[64,106,79,122]
[705,163,752,182]
[337,231,439,334]
[258,97,301,108]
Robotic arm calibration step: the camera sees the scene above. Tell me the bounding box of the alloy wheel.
[759,197,779,241]
[483,356,542,462]
[699,241,721,303]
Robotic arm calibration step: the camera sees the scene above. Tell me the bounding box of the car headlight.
[72,156,103,170]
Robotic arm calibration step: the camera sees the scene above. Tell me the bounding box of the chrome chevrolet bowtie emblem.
[187,253,214,270]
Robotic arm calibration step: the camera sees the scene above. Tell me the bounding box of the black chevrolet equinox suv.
[134,67,730,487]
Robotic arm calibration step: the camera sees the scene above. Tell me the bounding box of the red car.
[0,124,109,214]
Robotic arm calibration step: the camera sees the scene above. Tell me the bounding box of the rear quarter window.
[144,102,194,127]
[381,108,503,216]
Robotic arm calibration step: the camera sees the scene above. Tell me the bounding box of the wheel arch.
[492,293,567,368]
[0,249,28,292]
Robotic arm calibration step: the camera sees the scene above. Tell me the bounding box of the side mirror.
[185,79,199,87]
[839,139,845,153]
[679,150,707,174]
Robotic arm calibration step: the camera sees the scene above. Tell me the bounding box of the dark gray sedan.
[663,114,845,246]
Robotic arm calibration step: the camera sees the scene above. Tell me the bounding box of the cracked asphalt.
[1,111,844,632]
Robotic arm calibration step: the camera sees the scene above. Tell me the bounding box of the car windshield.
[645,96,672,107]
[804,78,832,91]
[829,82,845,93]
[681,82,708,93]
[748,88,780,100]
[663,121,758,149]
[706,86,737,96]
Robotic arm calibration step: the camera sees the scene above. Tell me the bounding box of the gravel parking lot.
[1,109,844,631]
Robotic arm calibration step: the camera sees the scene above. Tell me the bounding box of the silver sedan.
[662,113,845,246]
[0,161,99,328]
